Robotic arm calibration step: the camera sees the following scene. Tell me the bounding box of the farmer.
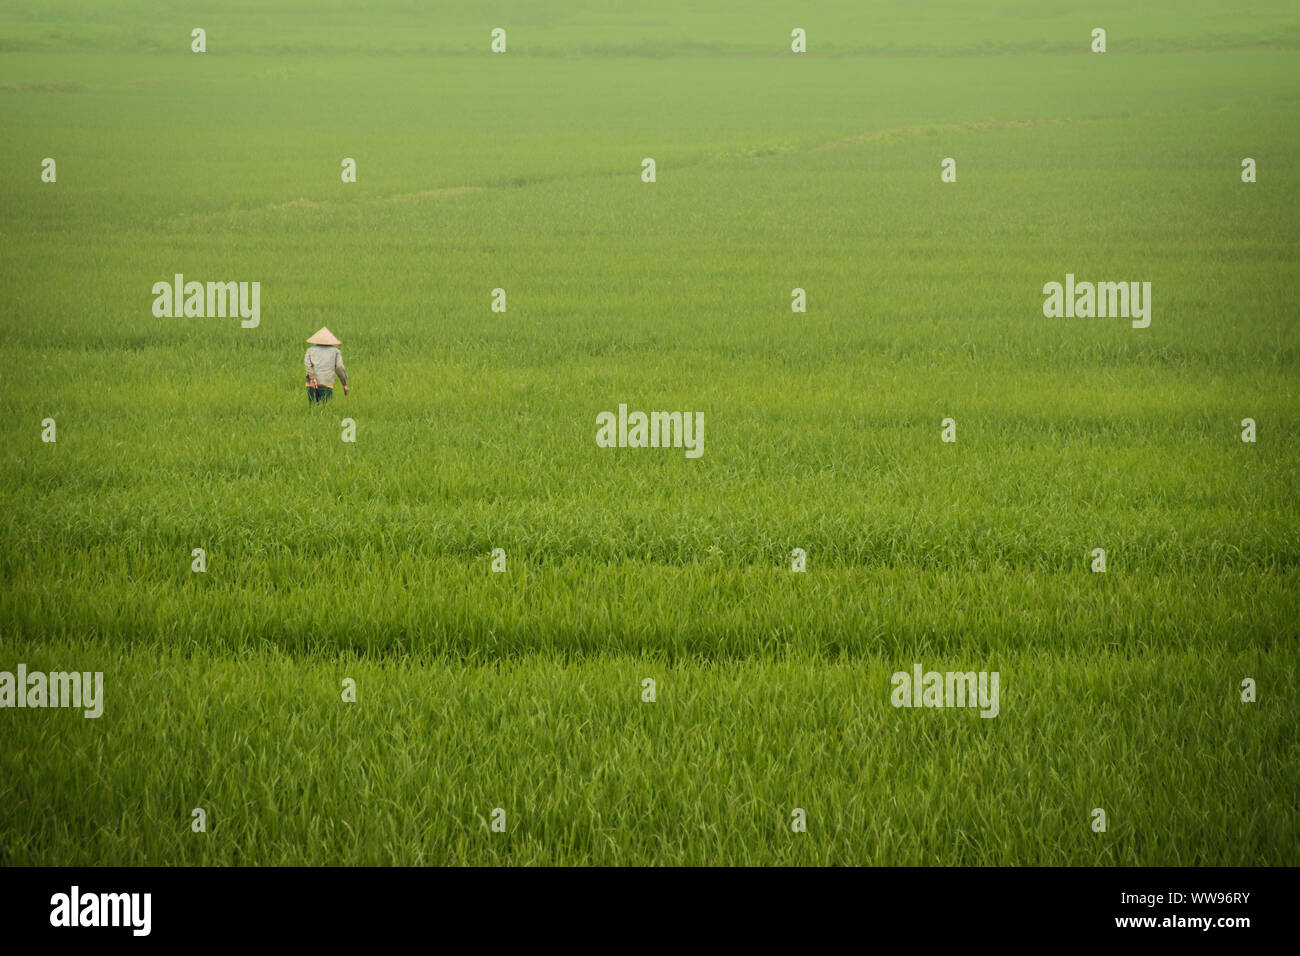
[304,327,349,403]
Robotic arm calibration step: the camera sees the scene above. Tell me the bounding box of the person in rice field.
[303,327,349,404]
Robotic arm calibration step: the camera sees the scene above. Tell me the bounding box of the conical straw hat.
[306,326,342,346]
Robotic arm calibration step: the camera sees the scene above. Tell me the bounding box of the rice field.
[1,0,1297,866]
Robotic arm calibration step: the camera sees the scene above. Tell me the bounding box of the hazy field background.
[1,0,1297,865]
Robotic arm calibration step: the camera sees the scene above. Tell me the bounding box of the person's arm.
[335,351,349,394]
[304,349,317,386]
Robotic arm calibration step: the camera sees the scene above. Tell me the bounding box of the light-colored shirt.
[305,345,347,388]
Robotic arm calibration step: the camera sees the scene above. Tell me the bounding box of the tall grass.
[1,0,1297,865]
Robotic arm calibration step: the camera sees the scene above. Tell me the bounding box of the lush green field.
[1,1,1297,865]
